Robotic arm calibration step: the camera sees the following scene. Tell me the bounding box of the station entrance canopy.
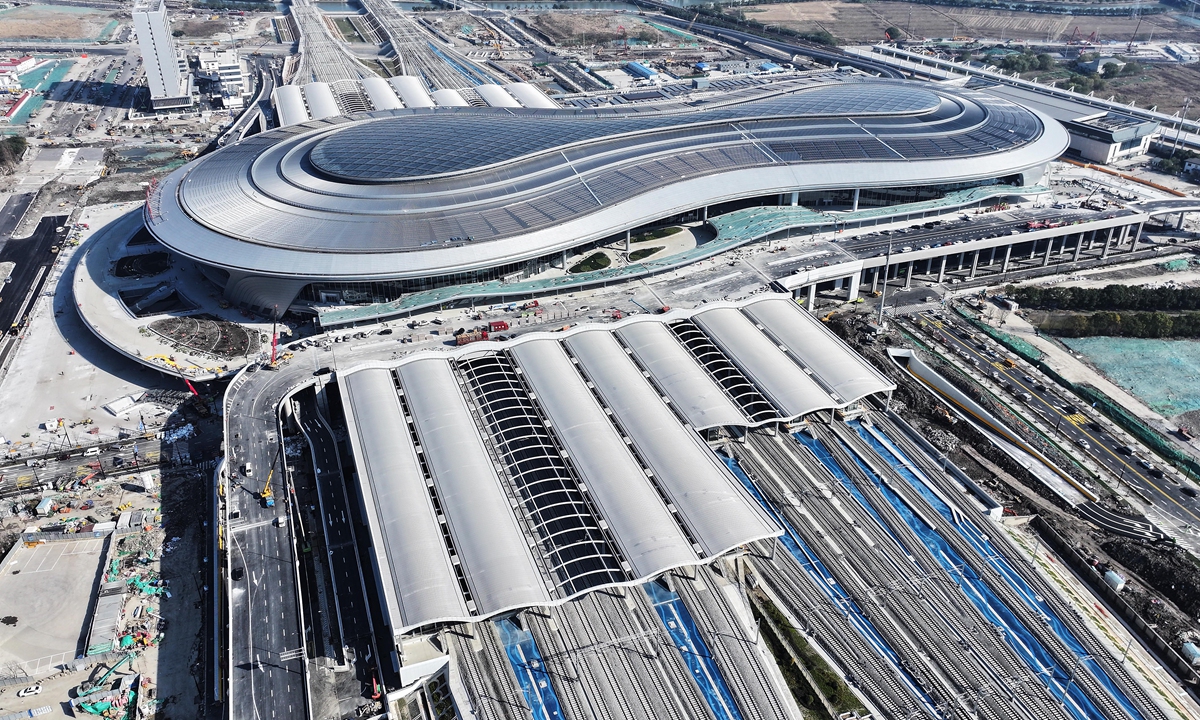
[336,297,895,633]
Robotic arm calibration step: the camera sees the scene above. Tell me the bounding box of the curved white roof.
[302,82,339,120]
[396,359,550,615]
[430,88,469,107]
[271,85,309,127]
[741,297,896,404]
[339,368,469,630]
[564,331,779,556]
[362,76,403,111]
[615,321,747,429]
[475,84,520,108]
[387,75,433,108]
[692,306,834,418]
[508,339,699,576]
[504,82,557,109]
[333,299,901,632]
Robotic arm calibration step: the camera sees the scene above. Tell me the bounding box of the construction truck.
[260,469,275,508]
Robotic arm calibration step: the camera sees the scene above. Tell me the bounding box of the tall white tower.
[133,0,192,109]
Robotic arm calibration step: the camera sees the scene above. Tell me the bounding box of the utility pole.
[1172,97,1191,157]
[878,237,893,326]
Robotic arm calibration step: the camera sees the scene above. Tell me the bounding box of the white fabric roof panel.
[361,76,403,111]
[742,298,896,404]
[692,306,835,419]
[474,84,521,108]
[396,359,551,615]
[503,82,558,109]
[564,331,781,557]
[339,369,469,631]
[430,89,469,107]
[272,85,309,127]
[387,75,434,108]
[301,82,340,120]
[615,321,747,430]
[507,339,699,578]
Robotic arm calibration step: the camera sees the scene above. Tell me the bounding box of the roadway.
[294,391,382,709]
[0,215,68,369]
[225,371,309,720]
[917,310,1200,542]
[218,60,279,148]
[0,193,34,248]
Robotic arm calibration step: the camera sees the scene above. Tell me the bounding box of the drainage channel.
[720,454,941,718]
[494,617,565,720]
[643,580,744,720]
[847,420,1148,720]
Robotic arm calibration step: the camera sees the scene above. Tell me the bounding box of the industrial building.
[132,0,193,110]
[1063,112,1160,165]
[141,73,1067,315]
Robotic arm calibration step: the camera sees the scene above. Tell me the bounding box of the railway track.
[669,567,789,720]
[867,413,1172,720]
[835,417,1167,720]
[732,441,929,718]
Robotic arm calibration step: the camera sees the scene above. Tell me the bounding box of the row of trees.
[1012,283,1200,311]
[1052,311,1200,338]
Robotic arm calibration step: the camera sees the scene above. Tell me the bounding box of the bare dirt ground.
[172,20,229,38]
[742,1,1200,44]
[1105,63,1200,115]
[531,12,670,46]
[0,5,117,41]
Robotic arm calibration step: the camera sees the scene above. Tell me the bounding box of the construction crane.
[77,653,137,697]
[260,466,275,508]
[685,12,699,33]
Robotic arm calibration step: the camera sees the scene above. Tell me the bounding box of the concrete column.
[807,283,817,312]
[1001,244,1012,273]
[625,229,631,254]
[904,262,913,289]
[871,267,879,293]
[1072,233,1084,262]
[1029,242,1038,260]
[1130,222,1144,253]
[1102,227,1115,258]
[701,206,708,221]
[852,188,861,212]
[956,253,965,271]
[937,255,947,283]
[988,246,997,266]
[1179,212,1187,230]
[833,278,844,290]
[969,250,980,279]
[1087,230,1097,251]
[562,250,568,269]
[848,272,861,302]
[1042,238,1054,267]
[790,191,799,206]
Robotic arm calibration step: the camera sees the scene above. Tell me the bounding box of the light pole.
[878,237,893,326]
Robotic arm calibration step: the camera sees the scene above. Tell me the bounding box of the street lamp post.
[878,237,893,326]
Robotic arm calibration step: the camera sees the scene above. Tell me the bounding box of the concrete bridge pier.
[969,250,980,279]
[1001,244,1012,274]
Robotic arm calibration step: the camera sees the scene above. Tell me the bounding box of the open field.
[0,4,118,41]
[742,1,1200,43]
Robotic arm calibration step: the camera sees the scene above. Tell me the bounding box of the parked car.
[16,685,41,698]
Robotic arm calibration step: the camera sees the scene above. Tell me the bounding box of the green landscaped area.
[632,226,683,243]
[568,252,610,274]
[629,246,664,262]
[333,16,366,42]
[1060,337,1200,417]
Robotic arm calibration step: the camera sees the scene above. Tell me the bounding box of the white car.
[16,684,41,698]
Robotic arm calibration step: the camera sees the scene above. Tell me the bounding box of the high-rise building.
[132,0,193,109]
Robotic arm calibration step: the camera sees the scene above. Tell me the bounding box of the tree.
[1037,53,1054,71]
[1101,62,1121,79]
[885,26,903,40]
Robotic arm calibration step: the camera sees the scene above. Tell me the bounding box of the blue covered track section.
[720,454,941,717]
[643,581,744,720]
[845,420,1147,720]
[494,617,565,720]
